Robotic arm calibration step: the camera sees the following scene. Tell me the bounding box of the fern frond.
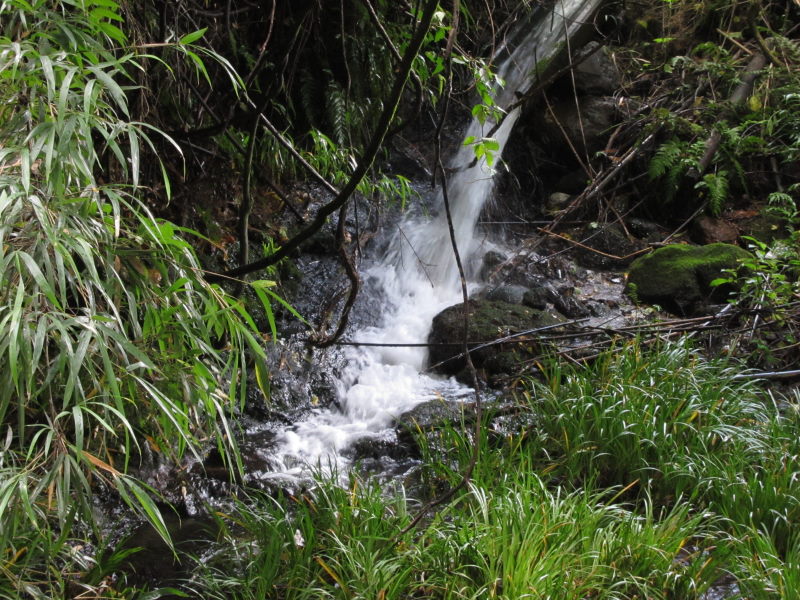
[299,71,321,129]
[326,80,349,147]
[649,139,685,179]
[698,171,729,216]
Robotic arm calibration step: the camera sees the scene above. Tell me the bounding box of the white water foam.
[262,0,602,482]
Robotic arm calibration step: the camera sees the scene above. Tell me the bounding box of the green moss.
[626,243,751,313]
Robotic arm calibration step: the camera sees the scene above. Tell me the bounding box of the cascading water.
[263,0,603,482]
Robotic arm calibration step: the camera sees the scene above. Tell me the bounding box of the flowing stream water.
[261,0,603,483]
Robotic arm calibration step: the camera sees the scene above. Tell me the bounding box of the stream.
[251,0,604,485]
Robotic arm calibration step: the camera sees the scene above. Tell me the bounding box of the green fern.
[648,139,687,180]
[299,71,321,129]
[696,171,729,216]
[649,138,705,202]
[325,78,349,147]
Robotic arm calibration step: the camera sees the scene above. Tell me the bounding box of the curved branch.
[312,203,361,348]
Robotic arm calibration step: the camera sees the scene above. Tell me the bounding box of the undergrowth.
[134,341,800,600]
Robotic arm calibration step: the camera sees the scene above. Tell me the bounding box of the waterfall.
[262,0,603,482]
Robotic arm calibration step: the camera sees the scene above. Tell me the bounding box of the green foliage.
[695,170,729,216]
[523,341,770,494]
[0,1,276,594]
[711,234,800,367]
[633,1,800,216]
[463,136,501,169]
[647,138,704,202]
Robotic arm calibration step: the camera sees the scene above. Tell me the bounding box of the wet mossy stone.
[427,299,565,377]
[626,243,752,315]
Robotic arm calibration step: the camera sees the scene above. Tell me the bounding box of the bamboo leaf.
[8,281,26,388]
[39,54,56,100]
[179,28,207,45]
[20,148,31,193]
[88,66,129,116]
[18,251,62,309]
[115,475,172,550]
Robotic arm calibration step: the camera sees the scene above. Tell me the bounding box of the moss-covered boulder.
[626,243,751,314]
[427,299,565,379]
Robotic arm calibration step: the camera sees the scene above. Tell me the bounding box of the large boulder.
[626,243,752,314]
[574,42,621,95]
[427,299,565,378]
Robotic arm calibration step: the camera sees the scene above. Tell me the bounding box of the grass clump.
[523,341,770,496]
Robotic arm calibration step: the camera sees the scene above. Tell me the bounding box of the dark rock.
[543,96,618,154]
[480,250,508,280]
[389,138,433,179]
[574,42,621,95]
[486,284,529,304]
[552,288,592,318]
[735,211,789,244]
[572,223,643,269]
[120,514,220,589]
[626,243,752,315]
[690,215,739,244]
[554,169,590,194]
[427,299,565,377]
[347,431,409,462]
[522,286,550,309]
[399,399,475,432]
[628,218,665,241]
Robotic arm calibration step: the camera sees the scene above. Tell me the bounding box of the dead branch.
[689,51,768,179]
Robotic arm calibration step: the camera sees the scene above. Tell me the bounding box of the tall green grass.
[180,341,800,600]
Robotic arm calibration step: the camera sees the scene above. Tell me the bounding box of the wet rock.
[399,399,475,433]
[347,430,410,462]
[522,286,550,309]
[120,513,220,590]
[552,285,592,318]
[574,42,621,95]
[259,337,347,422]
[690,215,739,244]
[486,284,529,304]
[427,299,565,378]
[543,96,619,154]
[480,249,508,280]
[626,243,752,315]
[572,223,643,269]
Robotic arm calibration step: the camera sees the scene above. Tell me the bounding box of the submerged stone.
[626,243,751,315]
